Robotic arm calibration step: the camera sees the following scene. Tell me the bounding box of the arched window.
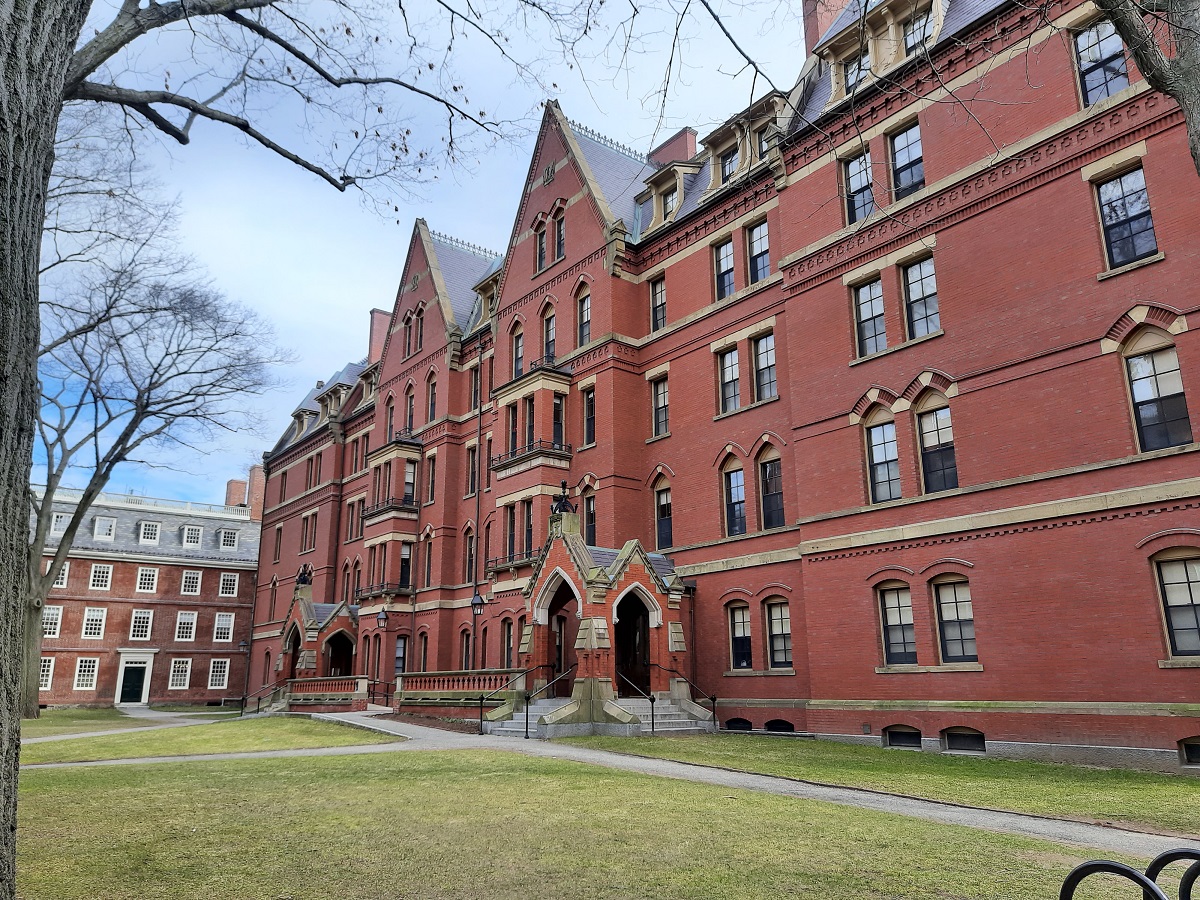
[728,602,752,669]
[464,528,476,583]
[386,398,396,441]
[535,223,547,271]
[480,625,488,669]
[722,457,746,536]
[932,576,976,662]
[512,327,524,379]
[725,717,752,731]
[653,478,672,550]
[501,618,514,668]
[1180,736,1200,766]
[553,211,565,261]
[419,632,428,672]
[582,489,596,545]
[1122,327,1193,452]
[404,388,415,431]
[877,579,916,664]
[459,629,471,670]
[757,447,784,530]
[765,719,795,732]
[864,406,901,503]
[415,307,424,351]
[884,724,922,749]
[404,314,413,357]
[1154,548,1200,657]
[577,289,591,346]
[942,726,986,753]
[341,566,351,604]
[914,392,957,493]
[352,562,362,598]
[362,636,371,679]
[269,577,278,619]
[426,377,437,422]
[543,309,556,361]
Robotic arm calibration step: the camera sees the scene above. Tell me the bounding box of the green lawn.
[148,703,239,714]
[18,750,1147,899]
[559,734,1200,836]
[20,708,156,739]
[21,716,397,764]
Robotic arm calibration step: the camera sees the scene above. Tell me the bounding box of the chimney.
[803,0,850,55]
[246,465,266,522]
[648,128,698,167]
[368,308,391,364]
[225,478,248,508]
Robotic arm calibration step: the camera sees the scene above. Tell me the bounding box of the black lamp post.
[471,592,485,669]
[238,639,250,716]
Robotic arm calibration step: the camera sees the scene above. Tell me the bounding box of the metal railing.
[361,495,419,518]
[489,439,572,469]
[528,354,572,374]
[615,671,655,734]
[486,550,537,571]
[240,677,289,716]
[1060,848,1200,899]
[367,679,394,707]
[388,428,419,444]
[353,581,415,600]
[651,662,717,727]
[477,664,553,735]
[523,664,577,739]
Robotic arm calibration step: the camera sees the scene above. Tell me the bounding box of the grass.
[558,734,1200,836]
[147,703,239,714]
[18,749,1149,899]
[20,716,397,764]
[20,708,157,739]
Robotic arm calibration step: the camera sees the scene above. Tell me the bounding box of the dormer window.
[218,529,239,551]
[94,516,116,541]
[756,126,770,159]
[138,521,160,545]
[845,48,871,92]
[904,12,932,53]
[182,525,202,547]
[719,147,740,184]
[662,186,678,218]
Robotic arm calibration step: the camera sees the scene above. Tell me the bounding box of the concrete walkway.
[22,706,231,744]
[22,710,1199,859]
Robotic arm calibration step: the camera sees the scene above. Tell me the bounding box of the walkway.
[23,711,1199,859]
[22,706,232,744]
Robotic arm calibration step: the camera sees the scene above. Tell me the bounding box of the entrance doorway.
[326,632,354,676]
[614,594,650,697]
[286,627,302,679]
[545,582,579,697]
[116,653,154,705]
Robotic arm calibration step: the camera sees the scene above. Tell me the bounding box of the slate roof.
[587,546,678,580]
[311,602,358,625]
[816,0,1008,51]
[571,126,657,228]
[428,232,501,334]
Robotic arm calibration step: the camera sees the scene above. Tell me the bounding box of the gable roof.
[427,230,501,335]
[568,123,657,229]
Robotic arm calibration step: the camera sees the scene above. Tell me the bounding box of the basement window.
[1181,738,1200,766]
[884,725,922,749]
[942,727,987,753]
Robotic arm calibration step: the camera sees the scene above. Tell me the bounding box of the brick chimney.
[246,465,266,522]
[368,308,391,364]
[648,128,698,167]
[803,0,852,54]
[225,478,247,508]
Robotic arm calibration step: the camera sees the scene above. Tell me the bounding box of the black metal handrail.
[388,428,419,444]
[353,581,414,600]
[523,663,577,739]
[486,550,537,570]
[240,677,290,716]
[489,439,572,469]
[362,495,419,518]
[366,678,394,708]
[650,662,717,727]
[477,664,553,735]
[1060,848,1200,900]
[615,671,655,734]
[528,354,572,373]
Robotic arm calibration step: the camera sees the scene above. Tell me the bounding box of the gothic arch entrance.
[285,626,302,680]
[614,592,650,697]
[545,580,580,697]
[325,632,354,677]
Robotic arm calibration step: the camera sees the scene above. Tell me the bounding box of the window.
[466,447,478,496]
[536,227,547,271]
[300,513,317,552]
[130,609,153,641]
[213,613,235,643]
[584,493,596,545]
[82,607,106,639]
[183,525,202,547]
[936,580,977,662]
[1158,557,1200,656]
[719,146,739,183]
[662,186,678,218]
[73,658,99,691]
[523,500,534,555]
[404,460,417,503]
[219,572,239,597]
[39,658,54,692]
[583,388,596,445]
[845,152,874,224]
[719,348,740,414]
[395,635,408,675]
[427,455,437,503]
[714,240,735,300]
[93,516,116,540]
[655,486,673,550]
[175,611,197,641]
[208,658,230,690]
[748,222,770,284]
[555,214,565,261]
[724,467,747,536]
[399,542,413,588]
[577,292,591,345]
[470,366,481,411]
[427,379,437,421]
[753,333,777,402]
[916,405,958,492]
[879,585,917,664]
[138,520,160,543]
[41,605,62,639]
[650,278,666,332]
[51,561,69,589]
[506,404,518,453]
[652,378,669,437]
[404,315,413,357]
[465,531,476,582]
[855,278,887,356]
[424,537,434,586]
[543,312,556,361]
[502,620,514,669]
[415,308,424,350]
[460,630,471,670]
[169,658,192,690]
[760,457,785,529]
[943,727,986,753]
[867,421,901,502]
[904,12,932,53]
[885,725,922,748]
[1127,346,1192,451]
[506,505,517,558]
[1075,20,1128,106]
[273,526,282,563]
[891,123,924,200]
[1097,167,1158,268]
[219,529,239,551]
[406,391,415,431]
[89,563,113,590]
[50,512,69,535]
[903,258,940,338]
[756,125,770,158]
[767,602,792,668]
[553,394,565,447]
[844,48,870,92]
[512,331,524,379]
[524,396,535,446]
[729,605,752,668]
[485,439,493,488]
[133,566,157,594]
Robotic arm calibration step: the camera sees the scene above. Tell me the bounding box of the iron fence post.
[524,691,531,739]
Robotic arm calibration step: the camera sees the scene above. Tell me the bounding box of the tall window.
[662,186,678,218]
[39,658,54,691]
[89,563,113,590]
[175,611,197,641]
[867,421,901,502]
[583,388,596,445]
[502,619,514,669]
[507,404,518,452]
[855,278,887,356]
[724,467,746,536]
[524,397,535,446]
[522,500,534,554]
[386,400,396,440]
[213,613,235,642]
[415,308,424,350]
[404,460,417,502]
[536,227,547,271]
[655,485,673,549]
[464,531,476,582]
[399,542,413,588]
[512,330,524,379]
[650,278,666,332]
[577,292,591,345]
[729,605,752,668]
[404,315,413,357]
[208,659,230,690]
[1127,346,1193,451]
[543,312,556,361]
[1158,556,1200,656]
[760,457,784,529]
[395,635,408,675]
[904,258,940,338]
[919,405,958,492]
[935,581,977,662]
[51,561,69,589]
[719,349,740,414]
[169,658,192,690]
[42,606,62,639]
[879,585,916,664]
[470,366,481,411]
[767,602,792,668]
[1075,20,1128,106]
[715,240,735,300]
[130,609,153,641]
[406,391,415,431]
[424,537,433,586]
[427,455,437,503]
[584,493,596,545]
[891,123,925,200]
[427,379,437,421]
[505,505,517,559]
[466,447,478,496]
[748,222,770,283]
[719,146,739,183]
[553,394,565,447]
[652,377,669,437]
[73,658,99,691]
[846,151,874,223]
[82,607,107,639]
[753,333,777,402]
[554,214,566,260]
[1097,167,1158,268]
[136,567,159,593]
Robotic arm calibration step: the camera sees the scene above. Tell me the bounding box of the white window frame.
[73,657,99,691]
[181,570,202,596]
[50,560,69,589]
[89,563,113,591]
[39,657,54,691]
[208,658,230,690]
[81,607,107,640]
[42,605,63,639]
[219,572,239,597]
[135,566,159,593]
[218,529,239,551]
[182,525,203,547]
[49,512,70,535]
[168,658,192,690]
[175,611,197,642]
[212,613,235,643]
[138,521,161,544]
[93,516,116,541]
[129,609,154,641]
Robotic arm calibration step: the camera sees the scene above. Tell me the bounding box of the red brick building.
[39,476,262,707]
[254,0,1200,769]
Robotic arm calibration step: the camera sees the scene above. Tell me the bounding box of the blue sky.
[83,3,806,504]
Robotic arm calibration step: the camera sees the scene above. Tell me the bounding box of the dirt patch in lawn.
[378,712,480,734]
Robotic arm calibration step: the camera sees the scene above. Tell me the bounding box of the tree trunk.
[20,600,43,721]
[0,5,92,898]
